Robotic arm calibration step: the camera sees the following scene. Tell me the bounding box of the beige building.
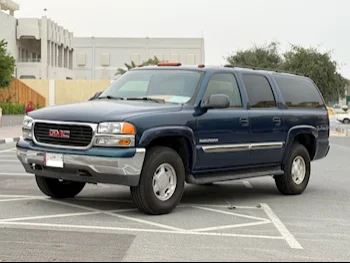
[74,37,205,80]
[0,0,205,80]
[1,0,74,80]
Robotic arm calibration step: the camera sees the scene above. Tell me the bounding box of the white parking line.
[44,198,185,232]
[260,203,303,250]
[0,173,30,176]
[243,181,253,189]
[0,153,17,157]
[0,148,16,153]
[193,206,268,221]
[0,197,39,203]
[0,194,302,249]
[190,220,271,232]
[0,209,137,222]
[0,222,285,240]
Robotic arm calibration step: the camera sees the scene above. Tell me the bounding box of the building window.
[101,53,110,66]
[77,53,86,66]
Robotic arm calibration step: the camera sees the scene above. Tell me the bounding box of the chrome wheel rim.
[291,156,306,185]
[152,163,177,201]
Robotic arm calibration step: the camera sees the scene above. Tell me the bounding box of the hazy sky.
[14,0,350,78]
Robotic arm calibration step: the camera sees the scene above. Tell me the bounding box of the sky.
[14,0,350,78]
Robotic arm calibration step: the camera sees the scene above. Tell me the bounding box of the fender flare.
[282,125,318,164]
[138,126,197,170]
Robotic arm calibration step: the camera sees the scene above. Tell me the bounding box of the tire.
[35,175,86,198]
[344,119,350,124]
[130,146,185,215]
[275,143,311,195]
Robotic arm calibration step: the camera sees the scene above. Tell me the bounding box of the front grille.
[34,122,93,147]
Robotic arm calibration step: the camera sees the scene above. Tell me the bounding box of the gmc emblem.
[49,129,70,139]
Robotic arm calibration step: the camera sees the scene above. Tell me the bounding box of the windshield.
[99,69,203,104]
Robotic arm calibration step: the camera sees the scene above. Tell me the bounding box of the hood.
[28,100,183,123]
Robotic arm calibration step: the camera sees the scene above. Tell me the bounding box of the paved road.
[0,139,349,261]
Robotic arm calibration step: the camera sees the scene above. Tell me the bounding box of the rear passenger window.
[203,73,242,108]
[242,74,276,108]
[273,74,325,109]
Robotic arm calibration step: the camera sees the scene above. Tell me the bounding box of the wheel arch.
[138,126,197,174]
[282,125,318,167]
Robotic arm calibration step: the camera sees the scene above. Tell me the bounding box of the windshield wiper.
[98,95,124,100]
[126,97,165,103]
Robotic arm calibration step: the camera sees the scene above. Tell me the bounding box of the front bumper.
[16,139,146,186]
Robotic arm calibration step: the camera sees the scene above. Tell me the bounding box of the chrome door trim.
[201,142,284,153]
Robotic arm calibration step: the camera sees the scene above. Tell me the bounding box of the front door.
[195,72,251,171]
[240,73,285,165]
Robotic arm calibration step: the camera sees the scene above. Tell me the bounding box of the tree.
[115,56,162,76]
[0,39,16,89]
[225,42,283,69]
[281,45,347,103]
[225,42,347,104]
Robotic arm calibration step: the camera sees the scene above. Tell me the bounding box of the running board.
[186,166,284,185]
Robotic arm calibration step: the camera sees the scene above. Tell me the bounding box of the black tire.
[35,175,86,198]
[344,118,350,124]
[275,143,311,195]
[130,146,185,215]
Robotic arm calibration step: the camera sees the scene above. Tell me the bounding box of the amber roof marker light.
[198,64,205,68]
[157,62,182,66]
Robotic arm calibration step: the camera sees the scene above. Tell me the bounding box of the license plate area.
[44,153,64,168]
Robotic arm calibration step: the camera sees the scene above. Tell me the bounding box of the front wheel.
[35,175,86,198]
[130,146,185,215]
[275,143,311,195]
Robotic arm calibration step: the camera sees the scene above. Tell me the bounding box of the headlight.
[22,115,33,139]
[97,122,136,135]
[95,122,136,147]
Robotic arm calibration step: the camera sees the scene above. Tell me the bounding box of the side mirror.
[88,91,103,101]
[201,94,230,109]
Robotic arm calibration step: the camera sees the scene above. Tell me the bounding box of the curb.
[0,136,22,145]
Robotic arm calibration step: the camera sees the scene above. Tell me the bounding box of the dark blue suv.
[16,63,330,215]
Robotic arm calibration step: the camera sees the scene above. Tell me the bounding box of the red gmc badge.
[49,129,70,139]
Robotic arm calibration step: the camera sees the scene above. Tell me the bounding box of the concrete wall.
[73,37,205,80]
[55,80,110,104]
[20,79,111,106]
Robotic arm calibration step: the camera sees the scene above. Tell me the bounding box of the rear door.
[195,72,251,171]
[241,73,285,165]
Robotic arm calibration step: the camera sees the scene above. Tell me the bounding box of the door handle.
[240,117,249,126]
[273,117,281,126]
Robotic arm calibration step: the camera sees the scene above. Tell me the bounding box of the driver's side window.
[203,73,242,108]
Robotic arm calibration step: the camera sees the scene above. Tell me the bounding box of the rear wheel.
[35,175,86,198]
[343,118,350,124]
[130,146,185,215]
[275,143,311,195]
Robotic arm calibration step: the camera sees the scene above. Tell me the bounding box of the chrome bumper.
[16,148,146,186]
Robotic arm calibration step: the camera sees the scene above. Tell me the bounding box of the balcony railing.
[17,58,41,63]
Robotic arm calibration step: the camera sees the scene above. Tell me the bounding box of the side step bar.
[186,166,284,185]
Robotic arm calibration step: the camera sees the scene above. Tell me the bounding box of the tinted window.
[242,74,276,108]
[273,74,325,109]
[101,70,203,104]
[203,73,242,108]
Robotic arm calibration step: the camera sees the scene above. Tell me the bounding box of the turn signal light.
[122,123,136,134]
[119,139,131,146]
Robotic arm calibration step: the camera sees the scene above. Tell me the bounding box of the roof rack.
[223,64,304,76]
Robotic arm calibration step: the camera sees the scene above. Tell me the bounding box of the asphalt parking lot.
[0,138,350,262]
